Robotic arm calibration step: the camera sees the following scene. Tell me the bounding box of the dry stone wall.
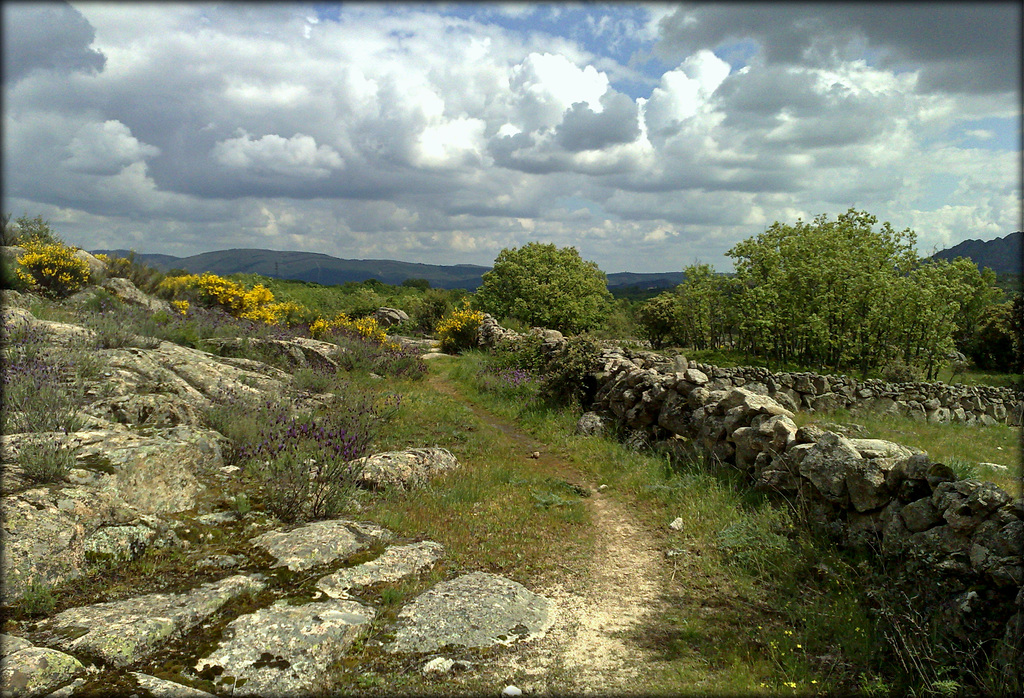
[683,361,1021,426]
[477,318,1022,680]
[581,343,1022,679]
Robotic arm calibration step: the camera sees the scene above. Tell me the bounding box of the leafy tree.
[2,213,64,247]
[636,292,680,348]
[476,242,612,334]
[673,263,738,350]
[966,299,1019,372]
[728,209,920,373]
[401,277,431,290]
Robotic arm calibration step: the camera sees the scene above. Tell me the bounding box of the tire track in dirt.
[427,373,673,693]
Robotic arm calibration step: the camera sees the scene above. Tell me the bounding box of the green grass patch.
[432,352,894,695]
[795,408,1022,495]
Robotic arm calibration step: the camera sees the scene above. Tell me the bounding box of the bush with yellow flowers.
[156,272,308,326]
[435,301,484,354]
[310,312,398,350]
[15,241,91,299]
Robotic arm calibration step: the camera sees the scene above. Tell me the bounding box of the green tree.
[476,242,612,334]
[2,213,64,247]
[636,292,681,348]
[673,263,737,350]
[727,209,919,374]
[966,300,1017,371]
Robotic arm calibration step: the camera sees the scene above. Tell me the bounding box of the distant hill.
[92,248,492,290]
[91,247,692,291]
[928,232,1022,276]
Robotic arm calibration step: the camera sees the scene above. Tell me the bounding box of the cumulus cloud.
[2,3,1018,273]
[508,52,610,129]
[556,92,641,152]
[64,120,160,175]
[655,4,1020,94]
[213,131,344,179]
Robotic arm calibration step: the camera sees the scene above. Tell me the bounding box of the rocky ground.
[0,281,677,697]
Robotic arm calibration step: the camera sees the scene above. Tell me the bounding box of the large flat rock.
[0,644,85,698]
[387,572,554,654]
[316,540,444,598]
[195,598,375,697]
[251,519,393,572]
[352,448,460,490]
[33,574,265,667]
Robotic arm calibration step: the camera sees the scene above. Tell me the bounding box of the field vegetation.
[2,212,1020,694]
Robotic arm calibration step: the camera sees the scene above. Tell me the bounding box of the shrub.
[476,242,612,334]
[214,386,394,523]
[410,288,455,334]
[329,332,427,380]
[311,312,395,348]
[16,577,57,617]
[538,334,602,407]
[2,213,64,247]
[488,332,546,374]
[881,358,923,383]
[157,272,307,326]
[15,241,91,299]
[1,325,87,434]
[19,440,77,483]
[435,302,485,354]
[94,250,166,293]
[636,292,682,348]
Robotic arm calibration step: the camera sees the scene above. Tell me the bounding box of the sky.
[2,2,1021,273]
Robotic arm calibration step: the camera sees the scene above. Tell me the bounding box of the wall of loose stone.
[683,361,1021,426]
[476,320,1022,682]
[584,343,1022,681]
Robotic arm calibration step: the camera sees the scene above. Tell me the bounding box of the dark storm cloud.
[2,1,105,83]
[555,92,641,152]
[656,3,1019,94]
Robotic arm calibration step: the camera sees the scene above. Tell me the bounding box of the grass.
[410,352,892,695]
[5,286,1016,695]
[793,408,1022,495]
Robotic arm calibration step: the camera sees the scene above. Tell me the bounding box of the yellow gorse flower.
[435,299,484,353]
[309,311,398,349]
[15,241,91,298]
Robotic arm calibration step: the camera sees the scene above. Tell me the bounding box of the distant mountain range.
[90,247,689,291]
[929,231,1022,276]
[92,231,1020,292]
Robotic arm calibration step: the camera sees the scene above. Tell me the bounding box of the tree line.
[634,210,1020,379]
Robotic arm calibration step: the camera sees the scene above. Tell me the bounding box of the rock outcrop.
[0,281,555,697]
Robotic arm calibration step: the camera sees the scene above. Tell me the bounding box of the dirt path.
[427,373,674,693]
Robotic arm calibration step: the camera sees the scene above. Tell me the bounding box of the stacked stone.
[582,348,1022,675]
[680,363,1020,425]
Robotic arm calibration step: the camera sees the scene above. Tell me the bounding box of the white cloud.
[3,3,1018,273]
[643,50,730,137]
[414,117,487,169]
[508,52,610,129]
[64,120,160,175]
[213,132,344,178]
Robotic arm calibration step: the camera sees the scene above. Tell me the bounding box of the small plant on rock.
[18,440,77,483]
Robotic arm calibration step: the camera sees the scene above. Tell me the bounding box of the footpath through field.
[425,371,680,694]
